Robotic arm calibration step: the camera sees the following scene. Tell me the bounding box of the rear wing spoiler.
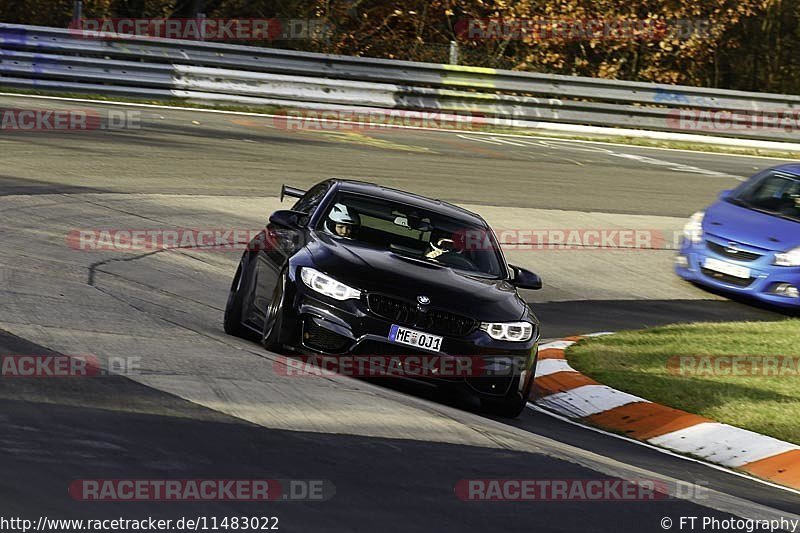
[280,185,306,202]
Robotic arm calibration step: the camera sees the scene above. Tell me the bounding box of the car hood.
[306,235,528,321]
[704,200,800,251]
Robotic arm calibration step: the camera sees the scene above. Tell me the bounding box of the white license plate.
[389,325,443,352]
[703,257,751,279]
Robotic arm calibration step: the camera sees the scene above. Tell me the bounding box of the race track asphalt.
[0,94,798,532]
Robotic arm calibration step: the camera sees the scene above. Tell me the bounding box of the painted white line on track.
[527,403,800,498]
[459,135,744,180]
[459,135,504,145]
[485,136,530,146]
[613,152,741,179]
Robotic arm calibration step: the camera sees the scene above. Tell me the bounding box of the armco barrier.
[2,23,800,143]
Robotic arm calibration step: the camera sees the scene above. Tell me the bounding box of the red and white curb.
[533,335,800,490]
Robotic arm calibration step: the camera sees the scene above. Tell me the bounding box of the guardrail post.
[72,0,82,24]
[449,40,459,65]
[197,13,206,41]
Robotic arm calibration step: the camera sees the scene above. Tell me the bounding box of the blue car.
[675,164,800,308]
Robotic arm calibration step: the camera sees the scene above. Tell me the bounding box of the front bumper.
[288,285,539,398]
[675,237,800,308]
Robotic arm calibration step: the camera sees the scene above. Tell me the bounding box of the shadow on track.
[0,330,743,533]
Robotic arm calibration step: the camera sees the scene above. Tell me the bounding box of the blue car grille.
[706,241,762,262]
[366,294,476,337]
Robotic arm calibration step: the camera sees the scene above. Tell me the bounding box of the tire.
[262,269,291,352]
[223,254,251,338]
[480,373,533,418]
[481,390,528,418]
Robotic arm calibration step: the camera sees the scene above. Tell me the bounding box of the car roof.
[329,179,487,225]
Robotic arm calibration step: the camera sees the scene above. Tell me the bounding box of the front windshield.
[316,192,505,278]
[728,171,800,223]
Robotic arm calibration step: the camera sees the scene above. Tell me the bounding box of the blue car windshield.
[316,192,505,278]
[728,171,800,223]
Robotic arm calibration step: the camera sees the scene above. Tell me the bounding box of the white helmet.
[326,203,360,236]
[328,203,360,225]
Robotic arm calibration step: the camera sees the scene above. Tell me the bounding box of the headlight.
[480,321,534,342]
[300,267,361,300]
[775,247,800,267]
[682,211,705,244]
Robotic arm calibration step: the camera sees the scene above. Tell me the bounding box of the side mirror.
[719,189,733,200]
[268,210,306,229]
[509,265,542,290]
[265,210,307,254]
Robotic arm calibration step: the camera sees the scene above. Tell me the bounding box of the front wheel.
[481,374,533,418]
[262,269,293,352]
[481,390,528,418]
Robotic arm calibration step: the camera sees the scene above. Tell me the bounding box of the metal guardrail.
[2,23,799,142]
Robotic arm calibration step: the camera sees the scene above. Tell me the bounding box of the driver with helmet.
[326,203,360,239]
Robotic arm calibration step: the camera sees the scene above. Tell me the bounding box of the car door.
[247,182,331,330]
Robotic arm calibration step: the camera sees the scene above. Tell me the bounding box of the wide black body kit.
[224,179,543,417]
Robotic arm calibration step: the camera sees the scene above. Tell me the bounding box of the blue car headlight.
[300,267,361,300]
[480,322,534,342]
[774,247,800,267]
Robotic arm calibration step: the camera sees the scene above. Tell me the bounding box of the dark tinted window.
[292,182,330,214]
[729,171,800,222]
[316,192,505,277]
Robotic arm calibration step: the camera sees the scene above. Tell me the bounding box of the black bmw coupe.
[224,179,543,417]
